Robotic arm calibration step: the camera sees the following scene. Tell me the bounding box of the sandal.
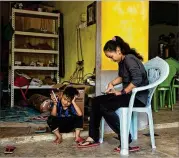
[114,145,140,152]
[77,140,100,148]
[75,137,84,144]
[35,127,47,133]
[4,145,16,154]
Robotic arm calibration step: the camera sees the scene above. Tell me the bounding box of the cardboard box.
[75,89,85,117]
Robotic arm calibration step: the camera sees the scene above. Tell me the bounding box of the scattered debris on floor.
[0,106,50,124]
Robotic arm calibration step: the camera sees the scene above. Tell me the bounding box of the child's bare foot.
[54,138,62,144]
[53,137,58,143]
[53,135,62,144]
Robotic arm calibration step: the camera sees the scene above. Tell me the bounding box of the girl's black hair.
[103,36,143,61]
[63,86,79,101]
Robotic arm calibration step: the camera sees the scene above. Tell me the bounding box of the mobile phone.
[101,92,115,95]
[101,92,106,95]
[52,90,58,102]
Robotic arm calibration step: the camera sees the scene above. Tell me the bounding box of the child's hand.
[50,94,58,105]
[72,95,78,104]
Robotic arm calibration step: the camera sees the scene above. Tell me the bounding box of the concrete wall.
[149,24,179,59]
[53,1,96,81]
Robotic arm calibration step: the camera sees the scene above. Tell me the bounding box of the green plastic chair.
[165,58,179,71]
[157,65,177,110]
[171,77,179,105]
[165,58,179,105]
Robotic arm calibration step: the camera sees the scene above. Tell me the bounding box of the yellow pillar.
[101,1,149,70]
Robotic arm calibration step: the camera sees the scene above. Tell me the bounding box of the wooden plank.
[13,8,59,18]
[15,31,58,38]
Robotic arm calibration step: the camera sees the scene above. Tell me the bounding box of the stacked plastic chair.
[171,77,179,105]
[165,58,179,105]
[157,65,177,110]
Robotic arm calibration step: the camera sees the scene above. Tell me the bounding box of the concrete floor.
[0,103,178,157]
[153,103,179,124]
[0,127,178,158]
[0,103,179,139]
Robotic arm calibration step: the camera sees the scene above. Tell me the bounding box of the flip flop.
[4,146,16,154]
[35,127,47,133]
[75,137,85,144]
[77,141,100,148]
[114,146,140,152]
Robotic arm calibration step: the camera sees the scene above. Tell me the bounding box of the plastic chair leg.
[116,108,129,156]
[159,91,163,108]
[165,90,169,108]
[173,88,176,105]
[168,90,172,109]
[147,108,156,149]
[131,112,138,140]
[153,90,158,112]
[169,90,173,111]
[163,91,166,107]
[99,117,105,143]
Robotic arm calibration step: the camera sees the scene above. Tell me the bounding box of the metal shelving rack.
[10,8,60,107]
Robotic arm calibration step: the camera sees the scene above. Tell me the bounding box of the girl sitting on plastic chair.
[78,36,149,152]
